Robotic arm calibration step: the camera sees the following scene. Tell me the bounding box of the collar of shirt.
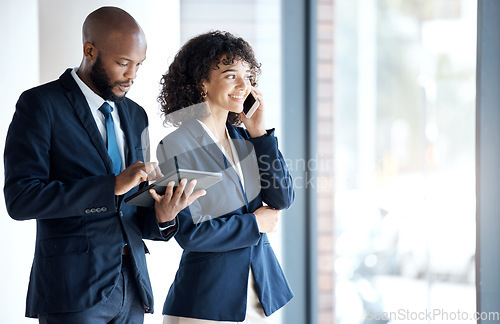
[70,68,116,114]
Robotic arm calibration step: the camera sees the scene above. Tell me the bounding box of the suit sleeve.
[173,206,261,253]
[138,204,178,241]
[247,129,295,210]
[4,90,116,221]
[156,136,261,252]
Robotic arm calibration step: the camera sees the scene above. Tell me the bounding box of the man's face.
[89,32,147,102]
[90,55,126,102]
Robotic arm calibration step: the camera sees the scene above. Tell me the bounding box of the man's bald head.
[77,7,147,102]
[82,6,145,47]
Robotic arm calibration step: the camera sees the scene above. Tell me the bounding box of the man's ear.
[83,42,96,61]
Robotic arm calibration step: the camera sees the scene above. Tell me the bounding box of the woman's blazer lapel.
[226,124,261,204]
[184,120,256,209]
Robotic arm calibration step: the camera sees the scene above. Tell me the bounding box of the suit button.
[85,209,91,214]
[90,208,96,213]
[95,207,101,213]
[120,211,124,217]
[102,207,107,212]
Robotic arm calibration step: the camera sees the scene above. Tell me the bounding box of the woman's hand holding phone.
[241,88,266,138]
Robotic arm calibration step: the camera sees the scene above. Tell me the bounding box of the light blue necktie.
[99,103,122,175]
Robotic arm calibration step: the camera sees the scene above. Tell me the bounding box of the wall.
[316,1,336,323]
[0,1,39,322]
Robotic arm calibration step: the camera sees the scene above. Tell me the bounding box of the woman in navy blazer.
[156,31,295,323]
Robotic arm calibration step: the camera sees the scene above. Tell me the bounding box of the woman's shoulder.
[157,128,187,153]
[227,123,251,139]
[167,119,205,138]
[157,121,203,158]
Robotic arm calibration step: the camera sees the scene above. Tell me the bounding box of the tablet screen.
[124,169,222,207]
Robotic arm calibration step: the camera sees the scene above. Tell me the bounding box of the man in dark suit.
[3,6,204,324]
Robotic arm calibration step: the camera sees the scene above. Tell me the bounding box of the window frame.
[282,0,318,323]
[476,0,500,321]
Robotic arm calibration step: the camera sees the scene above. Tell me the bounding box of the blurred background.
[331,1,476,323]
[0,0,479,323]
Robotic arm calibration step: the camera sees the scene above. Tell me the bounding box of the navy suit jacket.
[156,120,295,321]
[3,69,171,317]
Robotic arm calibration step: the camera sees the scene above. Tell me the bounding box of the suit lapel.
[59,70,113,174]
[184,120,227,172]
[226,124,254,194]
[183,120,245,195]
[116,101,139,166]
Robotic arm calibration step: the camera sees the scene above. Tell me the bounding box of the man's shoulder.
[119,97,147,120]
[17,83,63,109]
[23,79,59,94]
[20,69,73,99]
[121,96,142,110]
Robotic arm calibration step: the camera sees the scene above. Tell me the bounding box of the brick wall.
[316,0,336,323]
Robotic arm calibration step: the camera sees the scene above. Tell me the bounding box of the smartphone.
[243,92,260,118]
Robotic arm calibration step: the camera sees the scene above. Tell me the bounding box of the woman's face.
[202,58,253,115]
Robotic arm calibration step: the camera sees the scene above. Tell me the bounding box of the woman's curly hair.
[158,30,261,126]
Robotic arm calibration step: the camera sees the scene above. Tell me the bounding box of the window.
[324,1,477,323]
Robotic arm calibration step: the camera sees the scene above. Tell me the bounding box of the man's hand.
[253,206,281,233]
[115,161,162,196]
[150,178,206,223]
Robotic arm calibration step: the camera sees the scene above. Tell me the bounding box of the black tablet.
[124,169,222,207]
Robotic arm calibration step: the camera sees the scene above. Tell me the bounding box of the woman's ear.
[200,83,208,98]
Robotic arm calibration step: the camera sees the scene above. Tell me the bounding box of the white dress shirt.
[197,119,245,190]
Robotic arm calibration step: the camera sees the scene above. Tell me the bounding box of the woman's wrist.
[248,128,267,138]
